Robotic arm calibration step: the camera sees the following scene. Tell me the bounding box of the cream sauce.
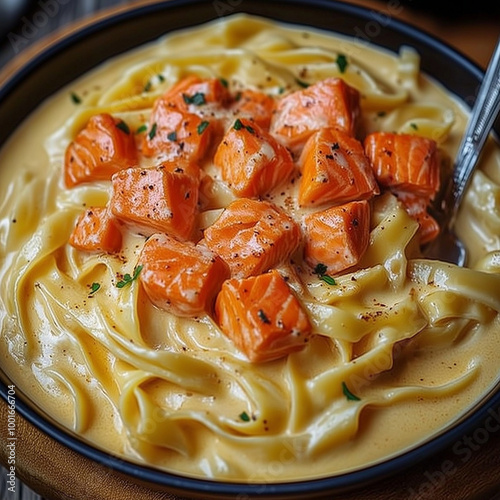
[0,14,500,482]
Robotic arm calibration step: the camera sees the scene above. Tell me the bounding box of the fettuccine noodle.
[1,15,500,482]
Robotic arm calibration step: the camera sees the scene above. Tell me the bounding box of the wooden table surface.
[0,1,499,499]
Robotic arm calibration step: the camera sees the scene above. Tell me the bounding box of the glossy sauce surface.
[1,15,500,482]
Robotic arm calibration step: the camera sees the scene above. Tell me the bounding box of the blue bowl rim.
[0,0,498,497]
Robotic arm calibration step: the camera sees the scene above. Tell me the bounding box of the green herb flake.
[116,265,143,289]
[144,81,152,92]
[239,411,251,422]
[148,123,157,140]
[158,74,165,82]
[336,54,349,73]
[314,263,328,276]
[219,77,229,88]
[233,118,255,134]
[89,282,101,295]
[410,122,418,130]
[116,120,130,134]
[197,120,209,135]
[136,124,148,134]
[70,92,82,104]
[320,275,336,286]
[257,309,271,324]
[278,86,286,94]
[233,118,244,130]
[342,381,361,401]
[182,92,206,106]
[167,131,177,141]
[295,78,310,88]
[313,263,336,286]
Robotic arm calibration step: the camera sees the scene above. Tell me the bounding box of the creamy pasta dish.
[1,14,500,482]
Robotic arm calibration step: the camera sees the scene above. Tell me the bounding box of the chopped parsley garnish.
[89,282,101,295]
[245,124,255,134]
[136,124,147,134]
[342,381,361,401]
[167,131,177,141]
[410,122,418,130]
[70,92,81,104]
[239,411,251,422]
[320,275,336,286]
[233,118,243,130]
[219,77,229,88]
[336,54,348,73]
[313,263,336,285]
[116,265,143,289]
[197,120,209,135]
[116,120,130,134]
[314,263,327,276]
[144,74,164,91]
[258,309,271,324]
[233,118,255,134]
[295,78,310,88]
[148,123,157,140]
[182,92,206,106]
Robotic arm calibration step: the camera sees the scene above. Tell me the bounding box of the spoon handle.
[452,36,500,213]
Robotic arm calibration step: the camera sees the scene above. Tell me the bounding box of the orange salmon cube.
[364,132,440,198]
[229,89,275,129]
[156,158,202,180]
[141,76,232,160]
[215,269,312,362]
[303,200,371,275]
[213,118,295,197]
[203,198,301,278]
[394,191,440,245]
[163,75,232,114]
[139,233,230,317]
[141,106,213,161]
[270,77,360,150]
[64,113,138,187]
[69,206,122,253]
[110,165,198,240]
[298,127,379,207]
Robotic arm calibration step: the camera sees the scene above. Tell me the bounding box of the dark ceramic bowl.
[1,1,499,499]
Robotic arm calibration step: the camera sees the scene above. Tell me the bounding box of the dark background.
[1,0,500,69]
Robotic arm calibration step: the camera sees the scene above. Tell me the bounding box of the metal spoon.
[425,36,500,266]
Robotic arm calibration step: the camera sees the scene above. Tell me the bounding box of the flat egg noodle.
[1,15,500,481]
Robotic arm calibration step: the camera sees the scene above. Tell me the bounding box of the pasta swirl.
[1,14,500,482]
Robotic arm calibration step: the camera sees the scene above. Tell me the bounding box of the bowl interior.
[1,1,499,498]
